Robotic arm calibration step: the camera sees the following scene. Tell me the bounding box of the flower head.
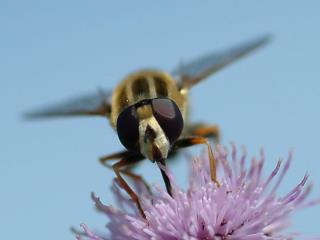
[78,145,319,240]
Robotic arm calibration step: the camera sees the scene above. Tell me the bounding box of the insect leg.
[173,136,219,186]
[186,123,220,143]
[113,155,147,219]
[118,168,151,194]
[99,150,131,165]
[100,151,151,194]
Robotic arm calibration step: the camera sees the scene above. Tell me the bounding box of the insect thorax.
[110,70,185,128]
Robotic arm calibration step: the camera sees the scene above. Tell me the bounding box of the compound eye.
[116,106,139,151]
[152,98,183,144]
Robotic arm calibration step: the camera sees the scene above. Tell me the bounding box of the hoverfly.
[25,35,270,218]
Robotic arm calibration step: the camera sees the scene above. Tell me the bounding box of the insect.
[25,35,270,218]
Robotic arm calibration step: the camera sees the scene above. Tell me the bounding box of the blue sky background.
[1,1,320,239]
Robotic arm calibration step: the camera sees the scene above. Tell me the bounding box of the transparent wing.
[24,89,112,119]
[172,35,271,89]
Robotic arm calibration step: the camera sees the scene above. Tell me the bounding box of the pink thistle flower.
[77,145,319,240]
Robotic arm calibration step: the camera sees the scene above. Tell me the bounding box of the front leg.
[186,123,220,143]
[100,151,151,195]
[173,136,219,186]
[112,154,147,219]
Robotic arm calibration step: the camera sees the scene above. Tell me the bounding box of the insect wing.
[24,89,112,119]
[172,35,271,88]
